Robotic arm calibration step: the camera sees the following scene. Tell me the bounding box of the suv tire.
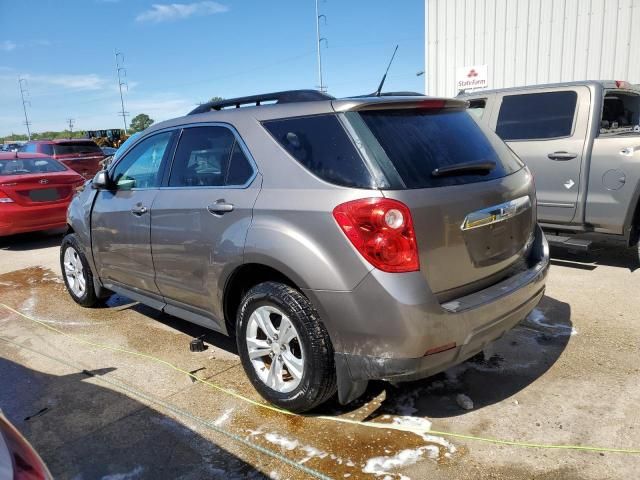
[60,233,99,307]
[236,281,337,412]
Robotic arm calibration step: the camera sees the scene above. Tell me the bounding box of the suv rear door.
[489,87,590,224]
[92,131,175,304]
[151,125,259,331]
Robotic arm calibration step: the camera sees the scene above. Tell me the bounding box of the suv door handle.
[547,151,577,161]
[207,200,234,215]
[131,205,148,216]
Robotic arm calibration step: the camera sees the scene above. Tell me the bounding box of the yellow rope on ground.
[2,302,639,455]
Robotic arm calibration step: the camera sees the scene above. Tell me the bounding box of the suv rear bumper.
[304,225,549,403]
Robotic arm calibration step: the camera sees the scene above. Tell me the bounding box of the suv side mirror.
[92,170,111,190]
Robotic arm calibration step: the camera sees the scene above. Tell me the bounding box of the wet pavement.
[0,232,639,479]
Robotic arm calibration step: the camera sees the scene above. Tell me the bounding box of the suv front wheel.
[60,233,100,307]
[236,282,337,412]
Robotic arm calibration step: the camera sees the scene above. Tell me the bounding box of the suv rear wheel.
[236,282,337,412]
[60,233,99,307]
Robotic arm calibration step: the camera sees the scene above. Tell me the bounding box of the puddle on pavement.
[0,266,63,289]
[0,267,577,478]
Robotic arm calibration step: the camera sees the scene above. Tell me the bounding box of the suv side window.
[263,114,374,188]
[169,126,254,187]
[21,143,37,153]
[496,91,577,141]
[111,131,172,190]
[40,144,54,155]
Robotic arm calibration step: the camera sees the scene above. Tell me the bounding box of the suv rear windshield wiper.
[431,160,496,178]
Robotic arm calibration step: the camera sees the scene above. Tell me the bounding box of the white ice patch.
[264,433,299,451]
[363,447,439,478]
[299,445,329,464]
[101,466,145,480]
[387,416,457,457]
[260,432,352,467]
[526,308,577,336]
[20,297,35,316]
[456,393,474,410]
[213,408,233,426]
[390,388,429,416]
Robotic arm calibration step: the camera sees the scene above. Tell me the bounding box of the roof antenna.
[374,45,398,97]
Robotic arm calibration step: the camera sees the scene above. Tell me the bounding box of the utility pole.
[67,118,75,139]
[315,0,328,93]
[18,77,32,140]
[114,49,129,133]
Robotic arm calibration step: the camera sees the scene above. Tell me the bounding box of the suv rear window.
[496,91,577,140]
[53,142,102,155]
[0,158,66,175]
[263,114,374,188]
[358,109,522,189]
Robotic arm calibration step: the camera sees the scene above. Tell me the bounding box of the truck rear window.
[263,114,375,188]
[359,109,522,189]
[53,142,102,155]
[496,91,577,140]
[600,92,640,136]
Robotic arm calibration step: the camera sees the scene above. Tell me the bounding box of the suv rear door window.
[496,91,577,140]
[263,114,374,189]
[169,126,254,187]
[358,109,522,189]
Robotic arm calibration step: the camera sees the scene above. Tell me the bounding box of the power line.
[18,77,32,140]
[315,0,328,92]
[115,49,129,132]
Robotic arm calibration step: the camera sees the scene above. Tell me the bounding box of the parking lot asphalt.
[1,231,639,479]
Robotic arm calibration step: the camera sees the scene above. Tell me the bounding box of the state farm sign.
[456,65,488,91]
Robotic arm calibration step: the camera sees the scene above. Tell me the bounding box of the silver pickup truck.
[461,81,640,261]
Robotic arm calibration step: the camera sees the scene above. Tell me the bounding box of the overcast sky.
[0,0,424,136]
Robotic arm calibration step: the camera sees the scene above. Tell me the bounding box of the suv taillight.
[333,198,419,273]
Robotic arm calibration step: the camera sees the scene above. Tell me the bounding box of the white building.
[425,0,640,97]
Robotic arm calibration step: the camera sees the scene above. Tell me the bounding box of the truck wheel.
[236,282,337,413]
[60,234,99,307]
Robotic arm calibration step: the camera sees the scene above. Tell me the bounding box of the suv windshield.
[53,142,102,155]
[356,109,523,189]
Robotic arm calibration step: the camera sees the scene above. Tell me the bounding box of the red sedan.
[0,153,85,236]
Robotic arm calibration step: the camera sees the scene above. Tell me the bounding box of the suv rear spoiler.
[332,96,469,112]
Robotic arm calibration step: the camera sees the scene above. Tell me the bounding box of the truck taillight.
[333,198,419,273]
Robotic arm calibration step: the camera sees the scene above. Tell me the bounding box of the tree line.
[1,113,155,143]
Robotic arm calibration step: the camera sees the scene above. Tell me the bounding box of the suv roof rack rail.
[188,89,334,115]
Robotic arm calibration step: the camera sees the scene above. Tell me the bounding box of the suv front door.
[151,125,259,331]
[491,87,590,224]
[91,131,175,304]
